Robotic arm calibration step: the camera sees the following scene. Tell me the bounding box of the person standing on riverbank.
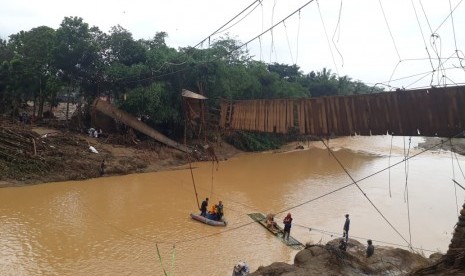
[343,214,350,242]
[99,159,105,176]
[366,240,374,257]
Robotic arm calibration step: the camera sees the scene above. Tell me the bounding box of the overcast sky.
[1,0,464,89]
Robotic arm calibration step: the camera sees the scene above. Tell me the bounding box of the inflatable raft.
[190,213,227,226]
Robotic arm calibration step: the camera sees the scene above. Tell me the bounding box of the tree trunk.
[66,81,71,121]
[38,78,44,118]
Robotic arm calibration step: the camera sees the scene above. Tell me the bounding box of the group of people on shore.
[200,197,224,221]
[339,214,374,258]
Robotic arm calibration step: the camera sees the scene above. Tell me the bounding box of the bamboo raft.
[248,213,304,250]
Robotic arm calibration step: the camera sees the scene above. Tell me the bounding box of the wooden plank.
[248,213,304,250]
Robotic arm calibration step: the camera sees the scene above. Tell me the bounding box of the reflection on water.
[1,136,464,275]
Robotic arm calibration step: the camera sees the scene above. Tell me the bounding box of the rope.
[452,179,465,191]
[332,0,344,67]
[187,154,200,210]
[388,134,393,198]
[403,136,413,248]
[316,0,340,76]
[453,151,465,183]
[210,160,215,199]
[295,10,301,65]
[450,140,459,215]
[410,0,434,71]
[319,138,412,248]
[64,131,464,249]
[294,223,439,253]
[378,0,401,60]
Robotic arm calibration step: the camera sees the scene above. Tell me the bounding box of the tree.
[54,16,99,119]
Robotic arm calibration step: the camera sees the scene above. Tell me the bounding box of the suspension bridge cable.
[293,223,439,253]
[319,138,412,248]
[295,10,301,65]
[270,0,278,63]
[283,21,295,64]
[453,151,465,183]
[450,140,459,215]
[316,0,340,76]
[115,0,263,82]
[433,0,464,34]
[277,132,464,217]
[74,132,464,248]
[331,0,344,67]
[192,0,263,49]
[388,134,393,198]
[213,1,263,36]
[452,179,465,191]
[121,0,317,85]
[448,0,461,63]
[410,0,434,70]
[378,0,401,60]
[403,137,413,248]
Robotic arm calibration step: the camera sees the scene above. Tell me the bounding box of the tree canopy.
[0,16,382,132]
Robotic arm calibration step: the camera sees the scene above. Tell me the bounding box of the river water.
[1,136,465,275]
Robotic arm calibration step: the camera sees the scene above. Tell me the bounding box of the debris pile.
[0,125,50,178]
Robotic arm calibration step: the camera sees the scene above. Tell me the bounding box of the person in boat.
[217,200,224,221]
[265,213,278,230]
[232,261,249,276]
[207,204,218,220]
[283,213,293,240]
[200,197,209,217]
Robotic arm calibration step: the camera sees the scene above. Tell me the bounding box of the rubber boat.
[190,213,227,226]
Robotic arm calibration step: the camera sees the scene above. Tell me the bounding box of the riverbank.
[0,122,241,188]
[250,238,439,276]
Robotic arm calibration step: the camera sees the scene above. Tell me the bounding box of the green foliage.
[0,17,381,142]
[224,131,285,152]
[120,82,181,126]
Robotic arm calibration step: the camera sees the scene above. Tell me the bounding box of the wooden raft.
[248,213,304,250]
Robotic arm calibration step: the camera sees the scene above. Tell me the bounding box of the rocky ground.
[251,239,439,276]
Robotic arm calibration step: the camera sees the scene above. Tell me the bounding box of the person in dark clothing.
[217,201,224,221]
[339,238,347,251]
[366,239,374,257]
[343,214,350,242]
[200,198,209,217]
[99,159,105,176]
[283,213,293,240]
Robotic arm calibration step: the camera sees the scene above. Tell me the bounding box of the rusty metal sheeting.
[219,86,465,137]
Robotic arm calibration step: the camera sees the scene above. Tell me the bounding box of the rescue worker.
[266,213,278,230]
[200,197,208,217]
[217,200,224,221]
[283,213,293,240]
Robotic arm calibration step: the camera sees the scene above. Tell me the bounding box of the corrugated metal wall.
[220,86,465,137]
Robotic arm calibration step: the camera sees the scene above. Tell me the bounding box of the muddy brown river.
[1,136,465,275]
